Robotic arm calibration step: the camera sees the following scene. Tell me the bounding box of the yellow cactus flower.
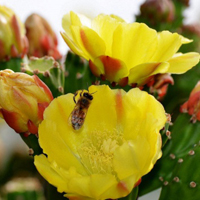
[61,11,200,87]
[0,70,53,134]
[0,6,28,60]
[34,85,166,199]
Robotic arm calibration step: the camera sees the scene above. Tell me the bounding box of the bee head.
[83,92,93,100]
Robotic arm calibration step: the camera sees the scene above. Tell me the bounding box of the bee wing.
[69,105,88,130]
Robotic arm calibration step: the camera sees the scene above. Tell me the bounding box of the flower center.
[78,129,123,175]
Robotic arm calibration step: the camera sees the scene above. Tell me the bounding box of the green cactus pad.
[159,144,200,200]
[21,56,65,97]
[139,113,200,197]
[64,51,96,94]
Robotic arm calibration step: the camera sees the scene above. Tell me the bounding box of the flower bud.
[140,0,175,24]
[180,81,200,123]
[177,0,190,7]
[25,14,62,60]
[181,24,200,37]
[149,73,174,100]
[0,6,28,60]
[0,70,53,134]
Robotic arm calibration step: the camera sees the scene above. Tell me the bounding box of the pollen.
[78,129,123,175]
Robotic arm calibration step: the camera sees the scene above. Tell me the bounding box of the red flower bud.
[180,81,200,123]
[140,0,175,24]
[0,6,28,60]
[149,73,174,100]
[25,14,62,60]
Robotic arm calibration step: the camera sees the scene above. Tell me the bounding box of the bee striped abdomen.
[71,108,86,130]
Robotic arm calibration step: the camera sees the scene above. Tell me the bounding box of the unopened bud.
[180,81,200,122]
[0,6,28,60]
[140,0,175,25]
[149,73,174,100]
[0,70,53,134]
[25,13,62,60]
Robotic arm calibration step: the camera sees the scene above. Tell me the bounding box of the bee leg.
[73,92,78,104]
[80,90,83,97]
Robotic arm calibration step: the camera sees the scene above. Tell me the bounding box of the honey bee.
[70,90,94,130]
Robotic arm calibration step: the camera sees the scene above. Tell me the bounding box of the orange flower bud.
[0,70,53,134]
[180,81,200,123]
[0,6,28,60]
[25,14,61,60]
[149,73,174,100]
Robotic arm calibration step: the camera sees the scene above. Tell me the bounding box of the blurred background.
[1,0,200,199]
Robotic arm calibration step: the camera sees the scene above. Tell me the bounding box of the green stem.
[20,134,42,156]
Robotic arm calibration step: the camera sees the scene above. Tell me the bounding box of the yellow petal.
[122,88,167,140]
[113,137,161,181]
[86,85,123,132]
[151,31,182,62]
[62,13,73,38]
[181,35,193,44]
[110,14,125,22]
[67,174,118,199]
[71,26,106,60]
[112,23,158,69]
[62,11,91,38]
[91,14,121,56]
[128,62,169,85]
[100,175,135,199]
[167,52,200,74]
[113,141,141,180]
[61,32,87,58]
[101,87,164,180]
[39,94,88,175]
[34,155,68,193]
